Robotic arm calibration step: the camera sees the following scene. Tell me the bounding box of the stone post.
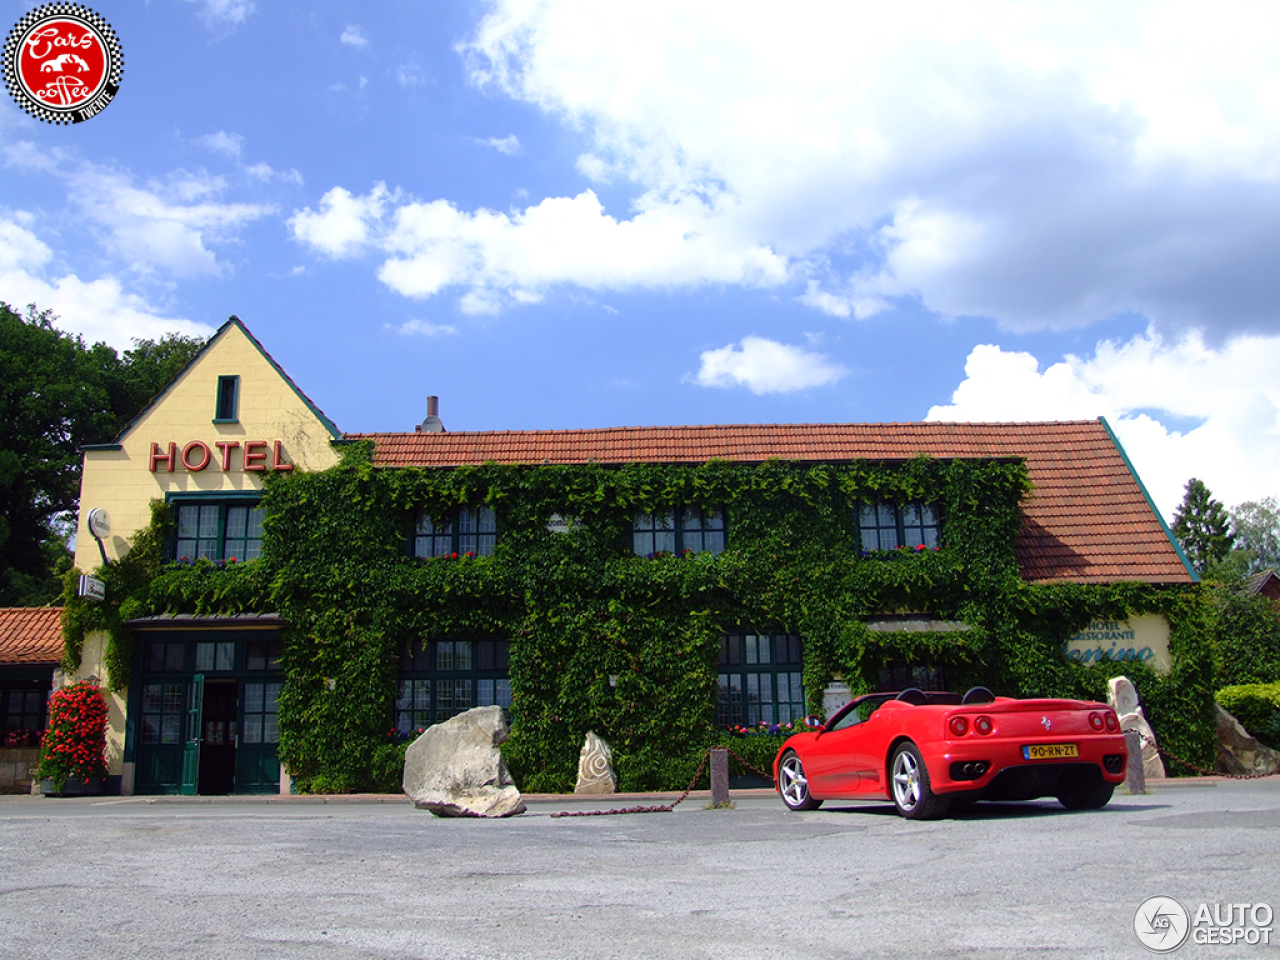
[1124,729,1146,795]
[710,748,730,806]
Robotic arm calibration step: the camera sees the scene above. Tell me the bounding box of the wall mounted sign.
[149,440,294,474]
[546,514,575,534]
[1062,614,1172,674]
[87,507,110,541]
[78,575,105,601]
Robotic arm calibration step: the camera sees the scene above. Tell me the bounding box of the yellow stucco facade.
[64,317,341,788]
[73,318,341,573]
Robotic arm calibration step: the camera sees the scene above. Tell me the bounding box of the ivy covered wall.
[63,442,1216,793]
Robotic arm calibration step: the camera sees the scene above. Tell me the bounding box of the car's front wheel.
[778,751,822,811]
[890,742,951,820]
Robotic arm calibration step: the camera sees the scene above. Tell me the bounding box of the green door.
[180,674,204,796]
[235,680,281,794]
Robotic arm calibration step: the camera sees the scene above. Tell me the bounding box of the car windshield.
[826,694,894,731]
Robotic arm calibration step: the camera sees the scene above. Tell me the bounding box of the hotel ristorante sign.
[1061,614,1172,674]
[148,440,295,474]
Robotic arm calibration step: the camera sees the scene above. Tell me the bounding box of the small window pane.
[198,506,219,540]
[244,683,264,714]
[243,715,263,744]
[195,643,214,672]
[226,507,247,540]
[215,643,234,672]
[161,714,181,744]
[163,685,183,713]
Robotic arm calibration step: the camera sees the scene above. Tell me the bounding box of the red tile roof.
[347,419,1195,586]
[0,608,64,665]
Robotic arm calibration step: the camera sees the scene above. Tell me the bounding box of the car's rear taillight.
[974,715,993,735]
[1104,712,1119,732]
[949,716,969,737]
[1089,712,1105,731]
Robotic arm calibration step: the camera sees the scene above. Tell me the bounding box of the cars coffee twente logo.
[3,4,123,124]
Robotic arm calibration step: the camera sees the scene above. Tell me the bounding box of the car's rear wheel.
[778,751,822,811]
[1057,779,1115,811]
[890,742,950,820]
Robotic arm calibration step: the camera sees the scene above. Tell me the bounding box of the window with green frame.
[857,500,940,552]
[172,499,265,562]
[632,506,725,557]
[413,507,497,558]
[395,638,511,733]
[717,632,805,727]
[140,682,184,745]
[215,375,239,422]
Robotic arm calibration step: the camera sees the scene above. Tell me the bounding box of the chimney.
[416,396,445,434]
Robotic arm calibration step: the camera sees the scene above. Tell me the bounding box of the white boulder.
[402,705,526,817]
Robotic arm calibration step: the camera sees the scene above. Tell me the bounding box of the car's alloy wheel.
[778,751,822,811]
[890,742,950,820]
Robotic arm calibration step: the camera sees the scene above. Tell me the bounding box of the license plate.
[1023,743,1078,760]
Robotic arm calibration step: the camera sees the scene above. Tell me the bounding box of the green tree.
[0,302,203,605]
[1227,497,1280,575]
[1171,478,1234,577]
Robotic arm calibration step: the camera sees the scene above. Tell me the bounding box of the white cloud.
[245,162,303,186]
[688,335,849,395]
[0,214,214,348]
[926,329,1280,519]
[195,131,244,159]
[5,144,276,277]
[341,25,369,49]
[67,165,275,277]
[292,184,786,311]
[387,319,458,336]
[184,0,253,28]
[288,183,396,259]
[397,64,425,88]
[449,0,1280,337]
[480,135,523,156]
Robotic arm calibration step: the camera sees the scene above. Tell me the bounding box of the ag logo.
[3,3,123,124]
[1134,896,1190,953]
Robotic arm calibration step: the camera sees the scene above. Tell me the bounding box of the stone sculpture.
[402,705,525,817]
[574,731,617,795]
[1107,675,1167,781]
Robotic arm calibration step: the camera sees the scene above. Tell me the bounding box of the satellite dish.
[419,415,445,433]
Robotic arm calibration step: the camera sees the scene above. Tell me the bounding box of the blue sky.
[3,0,1279,521]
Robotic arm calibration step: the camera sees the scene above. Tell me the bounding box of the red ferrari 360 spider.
[773,687,1128,819]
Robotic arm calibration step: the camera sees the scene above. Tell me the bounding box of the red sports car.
[773,687,1128,819]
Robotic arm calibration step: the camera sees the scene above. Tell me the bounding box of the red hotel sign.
[149,440,294,474]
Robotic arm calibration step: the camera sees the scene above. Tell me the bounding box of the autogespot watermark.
[1134,896,1274,952]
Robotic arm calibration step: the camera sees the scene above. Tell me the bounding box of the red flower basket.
[36,679,109,790]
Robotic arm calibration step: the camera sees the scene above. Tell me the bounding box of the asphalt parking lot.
[1,779,1277,960]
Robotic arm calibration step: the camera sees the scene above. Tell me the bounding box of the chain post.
[1124,729,1146,794]
[709,748,730,806]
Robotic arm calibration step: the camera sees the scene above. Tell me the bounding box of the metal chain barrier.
[550,747,714,818]
[549,743,777,818]
[1138,731,1280,781]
